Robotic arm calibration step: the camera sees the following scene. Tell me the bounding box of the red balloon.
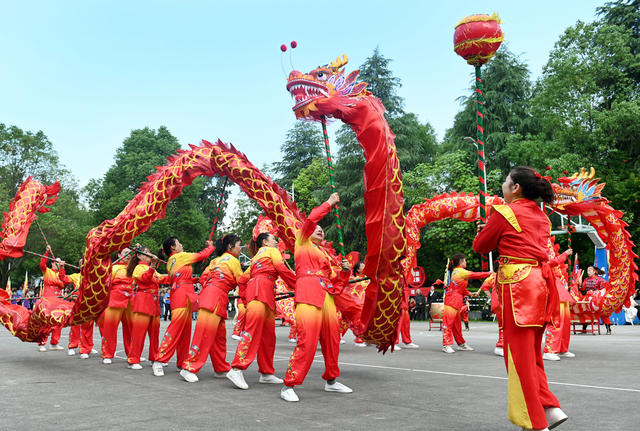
[454,13,503,66]
[280,44,287,52]
[290,41,297,48]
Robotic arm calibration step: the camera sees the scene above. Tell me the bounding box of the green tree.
[271,122,324,191]
[292,159,330,214]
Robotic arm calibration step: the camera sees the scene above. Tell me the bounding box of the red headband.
[534,171,552,182]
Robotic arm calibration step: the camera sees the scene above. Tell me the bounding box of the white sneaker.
[457,343,474,351]
[152,362,164,376]
[442,345,455,354]
[214,371,228,378]
[103,358,112,365]
[403,342,419,349]
[393,344,402,351]
[67,349,76,356]
[226,369,248,389]
[38,345,47,352]
[80,353,89,359]
[288,338,297,343]
[90,349,98,354]
[259,373,283,384]
[545,407,568,429]
[231,334,241,341]
[140,356,146,362]
[339,339,346,345]
[558,351,575,358]
[180,369,199,383]
[324,381,353,393]
[280,386,299,402]
[494,347,504,357]
[128,363,143,370]
[543,352,561,361]
[354,342,367,347]
[49,344,64,351]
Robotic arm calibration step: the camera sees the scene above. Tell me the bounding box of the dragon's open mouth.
[286,78,329,111]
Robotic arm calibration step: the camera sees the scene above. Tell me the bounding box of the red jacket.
[245,246,295,311]
[40,251,71,297]
[445,267,491,310]
[132,264,169,316]
[108,263,134,308]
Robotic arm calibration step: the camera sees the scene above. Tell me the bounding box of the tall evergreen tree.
[271,122,324,191]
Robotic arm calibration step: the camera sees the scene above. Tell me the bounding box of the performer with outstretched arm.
[127,247,168,372]
[180,234,243,383]
[37,245,71,352]
[226,233,296,389]
[280,192,351,402]
[153,237,214,376]
[441,253,491,353]
[473,166,567,431]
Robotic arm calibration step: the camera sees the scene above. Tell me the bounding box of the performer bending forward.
[180,234,243,383]
[474,166,567,431]
[280,193,351,402]
[153,237,214,376]
[226,233,296,389]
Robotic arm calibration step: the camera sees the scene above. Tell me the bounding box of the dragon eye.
[316,72,327,81]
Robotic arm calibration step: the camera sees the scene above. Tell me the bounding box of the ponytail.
[448,253,465,271]
[249,232,271,256]
[159,236,178,262]
[215,234,241,257]
[509,166,555,205]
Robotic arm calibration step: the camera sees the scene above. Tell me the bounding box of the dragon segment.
[286,54,406,349]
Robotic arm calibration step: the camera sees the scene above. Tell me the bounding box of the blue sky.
[0,1,604,189]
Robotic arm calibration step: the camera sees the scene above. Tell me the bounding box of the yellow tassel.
[455,12,502,29]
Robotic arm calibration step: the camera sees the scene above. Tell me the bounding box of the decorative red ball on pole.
[454,13,504,66]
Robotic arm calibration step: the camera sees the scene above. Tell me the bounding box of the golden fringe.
[454,36,505,51]
[455,12,502,29]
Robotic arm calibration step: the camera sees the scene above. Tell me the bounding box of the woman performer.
[543,248,576,361]
[441,253,491,354]
[280,193,351,403]
[37,245,71,352]
[100,248,134,365]
[350,261,368,347]
[232,268,250,340]
[473,166,568,431]
[226,233,296,389]
[395,277,419,349]
[126,247,168,372]
[180,234,242,383]
[582,266,612,334]
[153,237,214,376]
[67,259,98,359]
[476,267,504,356]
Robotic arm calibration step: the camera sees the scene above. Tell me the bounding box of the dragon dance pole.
[34,218,55,259]
[209,177,230,241]
[23,250,80,270]
[320,116,346,256]
[475,65,489,271]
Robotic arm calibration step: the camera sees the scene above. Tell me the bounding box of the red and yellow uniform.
[349,275,368,344]
[38,252,71,346]
[231,246,295,374]
[443,267,490,346]
[157,245,214,368]
[582,275,612,325]
[100,263,134,359]
[544,250,574,354]
[128,263,168,365]
[480,272,503,348]
[182,253,242,374]
[395,282,413,345]
[473,198,562,430]
[232,269,250,338]
[284,202,350,387]
[67,272,95,354]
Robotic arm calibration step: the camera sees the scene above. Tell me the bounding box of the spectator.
[426,283,441,320]
[414,289,426,321]
[163,290,171,321]
[408,296,417,320]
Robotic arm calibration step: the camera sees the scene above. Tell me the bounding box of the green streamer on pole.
[320,116,345,256]
[475,65,489,271]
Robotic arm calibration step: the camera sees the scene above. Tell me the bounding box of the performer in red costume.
[232,268,250,340]
[180,234,242,383]
[582,266,612,334]
[37,245,71,352]
[66,260,97,359]
[127,247,168,372]
[227,233,296,389]
[350,261,368,346]
[477,269,504,356]
[153,237,214,376]
[280,193,351,403]
[441,253,491,354]
[395,277,419,349]
[100,248,134,365]
[543,248,576,361]
[473,166,568,431]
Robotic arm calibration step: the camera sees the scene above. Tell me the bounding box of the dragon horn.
[588,166,595,180]
[329,54,348,71]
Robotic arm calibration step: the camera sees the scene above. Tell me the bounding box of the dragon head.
[286,54,369,120]
[552,167,606,210]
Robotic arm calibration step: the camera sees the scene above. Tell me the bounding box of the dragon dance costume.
[66,272,95,355]
[232,269,250,339]
[582,275,612,329]
[284,202,350,387]
[38,251,71,347]
[480,273,504,351]
[543,250,575,355]
[395,282,413,345]
[231,246,295,374]
[473,198,562,430]
[128,263,168,366]
[442,267,491,348]
[100,263,134,360]
[182,252,242,375]
[157,245,215,368]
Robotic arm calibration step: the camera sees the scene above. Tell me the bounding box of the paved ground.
[0,320,637,430]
